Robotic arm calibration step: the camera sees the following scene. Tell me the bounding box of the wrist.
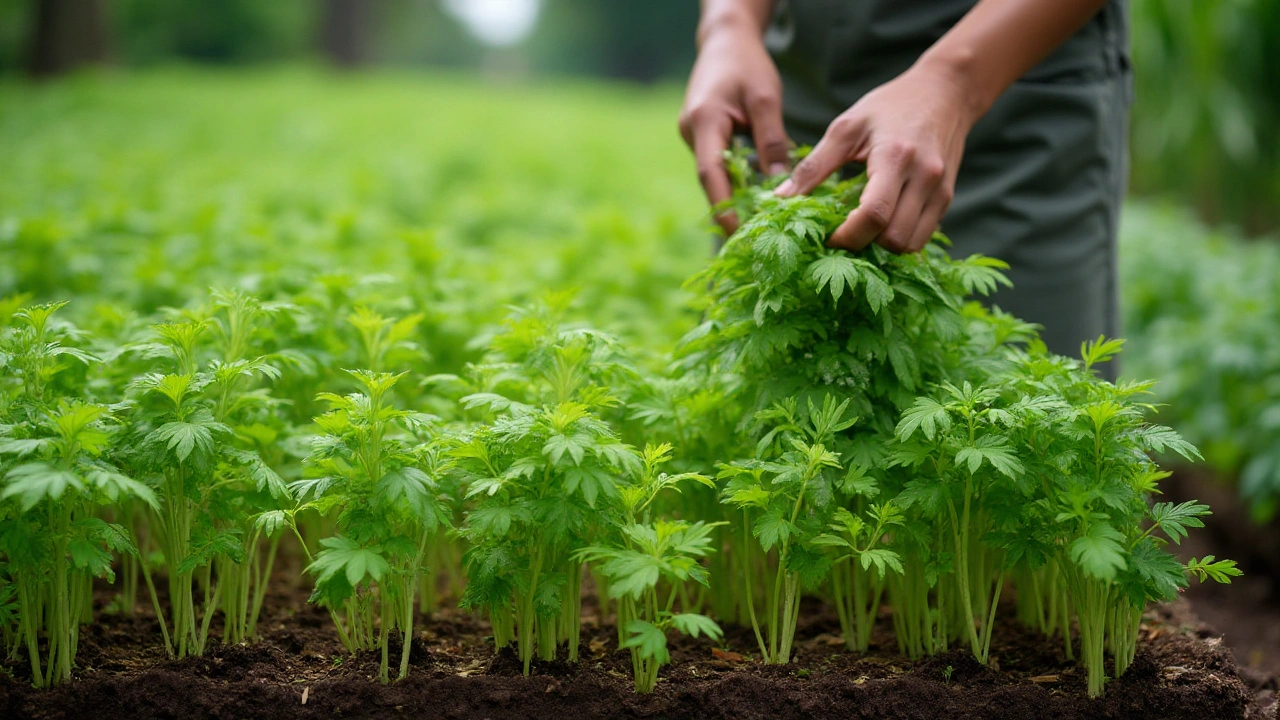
[696,8,766,49]
[913,43,992,129]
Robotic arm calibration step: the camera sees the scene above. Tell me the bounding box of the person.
[679,0,1131,373]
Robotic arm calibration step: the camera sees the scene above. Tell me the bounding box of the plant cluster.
[0,135,1241,702]
[449,303,720,688]
[654,158,1239,696]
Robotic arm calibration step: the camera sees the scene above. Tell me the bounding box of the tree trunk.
[319,0,374,68]
[27,0,111,78]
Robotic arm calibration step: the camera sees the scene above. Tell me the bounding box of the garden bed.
[1,583,1269,720]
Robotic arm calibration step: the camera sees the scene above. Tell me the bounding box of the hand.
[774,60,979,253]
[679,25,791,234]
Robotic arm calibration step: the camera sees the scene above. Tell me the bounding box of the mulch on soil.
[1,567,1272,720]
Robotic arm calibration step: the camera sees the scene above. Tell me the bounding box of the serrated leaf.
[753,506,794,551]
[1186,555,1242,584]
[1126,539,1187,602]
[543,432,590,466]
[0,438,53,457]
[806,254,861,304]
[307,536,391,589]
[859,548,904,576]
[863,272,894,314]
[896,397,951,442]
[2,463,82,510]
[254,510,288,537]
[227,448,290,499]
[83,466,159,510]
[147,420,225,463]
[670,613,723,641]
[1149,500,1210,545]
[621,620,669,665]
[1069,522,1127,581]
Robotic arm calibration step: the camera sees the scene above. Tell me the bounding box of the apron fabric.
[765,0,1133,373]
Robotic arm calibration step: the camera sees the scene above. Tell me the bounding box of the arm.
[679,0,783,234]
[775,0,1111,253]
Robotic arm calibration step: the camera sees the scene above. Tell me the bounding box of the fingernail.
[768,162,788,177]
[774,179,795,197]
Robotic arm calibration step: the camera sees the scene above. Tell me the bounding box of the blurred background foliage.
[1128,0,1280,234]
[1,0,1275,231]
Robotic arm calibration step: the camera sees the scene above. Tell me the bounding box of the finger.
[745,92,791,176]
[906,184,954,252]
[876,149,946,253]
[827,210,876,252]
[870,176,928,254]
[774,117,861,197]
[692,118,737,232]
[678,115,693,148]
[827,143,910,249]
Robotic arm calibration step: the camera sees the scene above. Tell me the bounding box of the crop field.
[0,70,1275,720]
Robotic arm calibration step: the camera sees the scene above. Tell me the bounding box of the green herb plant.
[454,303,639,675]
[117,289,292,658]
[0,303,156,686]
[294,369,450,682]
[720,395,902,664]
[577,443,722,692]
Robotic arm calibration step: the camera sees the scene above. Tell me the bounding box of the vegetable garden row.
[1,147,1239,699]
[1,74,1273,715]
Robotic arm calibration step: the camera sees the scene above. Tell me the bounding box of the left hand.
[773,60,979,253]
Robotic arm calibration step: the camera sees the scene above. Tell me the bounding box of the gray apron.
[765,0,1132,373]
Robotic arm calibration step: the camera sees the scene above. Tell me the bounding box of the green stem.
[248,533,280,640]
[979,571,1004,664]
[140,557,173,656]
[741,510,768,660]
[18,578,44,688]
[197,580,222,654]
[767,547,786,662]
[947,478,984,663]
[378,591,392,683]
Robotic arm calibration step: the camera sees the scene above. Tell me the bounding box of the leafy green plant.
[293,369,450,682]
[682,158,1010,432]
[888,335,1240,695]
[675,151,1010,662]
[1000,338,1238,696]
[0,303,156,686]
[890,379,1032,665]
[578,443,721,692]
[453,304,640,675]
[688,157,1240,696]
[114,290,293,658]
[720,395,901,664]
[625,368,750,626]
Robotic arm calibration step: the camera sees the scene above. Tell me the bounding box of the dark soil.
[0,558,1271,720]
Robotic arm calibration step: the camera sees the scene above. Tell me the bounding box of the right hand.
[678,26,791,234]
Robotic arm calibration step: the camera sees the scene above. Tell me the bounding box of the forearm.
[917,0,1110,125]
[696,0,776,48]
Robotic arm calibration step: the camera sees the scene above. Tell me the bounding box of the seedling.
[577,443,722,692]
[294,369,450,682]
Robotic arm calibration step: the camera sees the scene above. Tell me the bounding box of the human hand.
[774,61,979,253]
[679,25,791,234]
